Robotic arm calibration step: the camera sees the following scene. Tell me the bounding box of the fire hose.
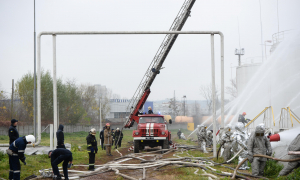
[231,155,300,179]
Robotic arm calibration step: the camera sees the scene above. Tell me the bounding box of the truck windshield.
[139,117,164,123]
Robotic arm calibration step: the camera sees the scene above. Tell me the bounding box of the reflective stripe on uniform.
[13,170,20,173]
[13,141,17,148]
[87,144,92,146]
[12,153,18,156]
[89,164,94,165]
[18,150,24,152]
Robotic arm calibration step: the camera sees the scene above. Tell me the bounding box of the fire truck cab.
[132,114,171,153]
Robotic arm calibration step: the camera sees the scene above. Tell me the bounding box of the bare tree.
[200,84,220,113]
[168,97,180,118]
[226,78,237,100]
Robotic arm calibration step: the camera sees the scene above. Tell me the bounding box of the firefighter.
[238,112,250,125]
[8,135,35,180]
[279,133,300,176]
[247,124,272,176]
[56,124,65,149]
[48,148,73,180]
[100,127,105,150]
[148,106,153,114]
[86,128,98,170]
[219,125,233,161]
[104,123,113,156]
[8,119,19,145]
[177,129,181,139]
[197,125,208,153]
[114,128,123,148]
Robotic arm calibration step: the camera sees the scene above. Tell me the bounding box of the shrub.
[264,160,283,178]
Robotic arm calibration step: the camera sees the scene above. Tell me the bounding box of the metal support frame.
[279,107,300,130]
[245,106,275,129]
[36,31,224,156]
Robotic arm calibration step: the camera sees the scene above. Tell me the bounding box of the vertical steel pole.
[11,79,14,119]
[37,33,41,145]
[53,34,57,149]
[221,33,224,130]
[33,0,37,139]
[50,124,53,150]
[211,34,217,157]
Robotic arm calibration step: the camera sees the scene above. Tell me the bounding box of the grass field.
[0,128,298,179]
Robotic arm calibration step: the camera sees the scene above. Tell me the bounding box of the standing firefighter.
[100,127,105,150]
[8,119,19,145]
[104,123,113,156]
[219,125,233,162]
[247,124,272,176]
[206,130,213,147]
[238,112,250,125]
[177,129,181,139]
[197,125,208,153]
[279,133,300,176]
[86,128,98,170]
[56,124,65,149]
[7,135,35,180]
[48,148,73,180]
[114,128,123,148]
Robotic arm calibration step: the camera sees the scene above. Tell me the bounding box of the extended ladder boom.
[124,0,196,128]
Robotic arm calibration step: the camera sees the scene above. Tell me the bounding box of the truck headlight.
[161,131,165,135]
[135,132,139,135]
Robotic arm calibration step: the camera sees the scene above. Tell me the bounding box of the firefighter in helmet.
[104,123,113,156]
[238,112,250,125]
[86,128,97,170]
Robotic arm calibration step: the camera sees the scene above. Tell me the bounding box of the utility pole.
[11,79,14,119]
[33,0,37,138]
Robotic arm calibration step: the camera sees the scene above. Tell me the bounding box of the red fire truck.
[132,114,171,153]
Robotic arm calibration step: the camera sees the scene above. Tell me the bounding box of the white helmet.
[90,128,96,135]
[116,128,120,130]
[25,135,35,143]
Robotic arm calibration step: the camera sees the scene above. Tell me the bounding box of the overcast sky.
[1,0,299,101]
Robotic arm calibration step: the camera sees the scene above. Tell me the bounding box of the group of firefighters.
[6,119,123,180]
[187,112,300,177]
[6,111,300,179]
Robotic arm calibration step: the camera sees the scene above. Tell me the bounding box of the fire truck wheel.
[134,140,139,153]
[162,140,170,150]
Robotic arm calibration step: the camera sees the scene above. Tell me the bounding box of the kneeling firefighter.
[86,128,98,170]
[247,124,272,176]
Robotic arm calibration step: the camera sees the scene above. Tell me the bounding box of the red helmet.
[106,123,110,126]
[242,112,246,116]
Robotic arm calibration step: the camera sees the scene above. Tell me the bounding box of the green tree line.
[0,70,110,125]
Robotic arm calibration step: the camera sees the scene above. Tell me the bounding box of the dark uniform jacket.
[86,134,98,153]
[177,131,181,137]
[9,137,27,162]
[56,125,64,145]
[51,148,73,163]
[8,125,19,145]
[100,130,104,140]
[114,131,123,141]
[148,110,153,114]
[238,115,248,124]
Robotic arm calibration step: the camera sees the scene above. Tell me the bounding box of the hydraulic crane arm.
[124,0,196,128]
